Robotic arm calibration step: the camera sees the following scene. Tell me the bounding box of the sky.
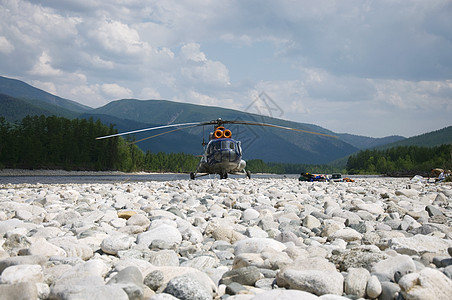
[1,0,451,138]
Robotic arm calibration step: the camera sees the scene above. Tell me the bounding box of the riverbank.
[0,177,451,299]
[0,168,168,177]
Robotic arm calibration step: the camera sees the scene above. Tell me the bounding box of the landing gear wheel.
[190,172,195,180]
[246,170,251,179]
[220,172,228,179]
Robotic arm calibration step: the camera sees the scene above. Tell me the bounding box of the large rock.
[389,234,452,256]
[101,234,135,255]
[371,254,416,282]
[276,257,343,296]
[0,264,44,284]
[277,268,344,296]
[0,282,38,300]
[399,267,452,300]
[163,275,213,300]
[344,267,370,298]
[233,238,286,255]
[26,238,66,257]
[107,266,145,300]
[328,228,362,242]
[250,289,319,299]
[137,224,182,248]
[220,266,263,286]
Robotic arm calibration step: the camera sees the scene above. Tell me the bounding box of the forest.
[346,144,452,175]
[1,115,450,175]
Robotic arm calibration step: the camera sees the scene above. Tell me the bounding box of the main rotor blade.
[96,122,202,140]
[130,125,200,144]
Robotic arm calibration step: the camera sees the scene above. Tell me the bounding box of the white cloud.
[0,36,14,54]
[180,43,230,87]
[139,87,160,100]
[28,52,62,76]
[89,19,147,55]
[101,83,133,99]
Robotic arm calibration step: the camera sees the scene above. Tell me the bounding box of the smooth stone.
[220,266,263,286]
[50,260,110,298]
[212,226,245,244]
[303,215,321,229]
[53,210,81,226]
[180,255,217,271]
[118,211,137,220]
[254,278,275,290]
[389,234,452,256]
[149,250,180,267]
[101,234,135,255]
[0,255,48,273]
[371,254,416,282]
[137,224,182,248]
[144,266,217,295]
[14,209,33,221]
[366,275,382,298]
[277,257,343,296]
[245,226,268,238]
[242,208,260,221]
[225,282,247,295]
[163,275,213,300]
[425,205,444,217]
[277,268,344,296]
[126,213,151,227]
[0,264,44,284]
[144,270,165,291]
[252,289,319,299]
[443,265,452,279]
[233,238,286,255]
[344,267,370,298]
[399,268,452,300]
[379,281,401,300]
[107,266,145,300]
[47,236,94,260]
[60,285,129,300]
[26,237,67,257]
[395,189,419,198]
[0,282,38,300]
[328,228,362,242]
[149,294,179,300]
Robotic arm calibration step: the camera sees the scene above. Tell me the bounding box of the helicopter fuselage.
[197,138,246,175]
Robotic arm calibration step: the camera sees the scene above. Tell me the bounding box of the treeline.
[0,115,120,170]
[0,115,200,172]
[246,159,345,174]
[346,144,452,175]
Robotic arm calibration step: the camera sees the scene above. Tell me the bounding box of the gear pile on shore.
[0,178,451,299]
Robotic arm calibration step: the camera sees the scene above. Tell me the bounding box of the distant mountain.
[337,133,405,150]
[0,93,80,122]
[0,76,91,113]
[3,75,445,165]
[374,126,452,149]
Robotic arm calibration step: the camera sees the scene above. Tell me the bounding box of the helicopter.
[96,118,337,179]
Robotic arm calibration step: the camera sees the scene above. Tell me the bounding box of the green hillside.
[375,126,452,149]
[338,133,405,149]
[0,76,91,113]
[0,94,80,122]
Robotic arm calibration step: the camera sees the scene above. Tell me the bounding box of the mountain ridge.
[2,75,449,164]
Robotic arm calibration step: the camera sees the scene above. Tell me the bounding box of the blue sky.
[1,0,451,138]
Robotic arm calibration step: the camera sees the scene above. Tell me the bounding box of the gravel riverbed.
[0,177,451,299]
